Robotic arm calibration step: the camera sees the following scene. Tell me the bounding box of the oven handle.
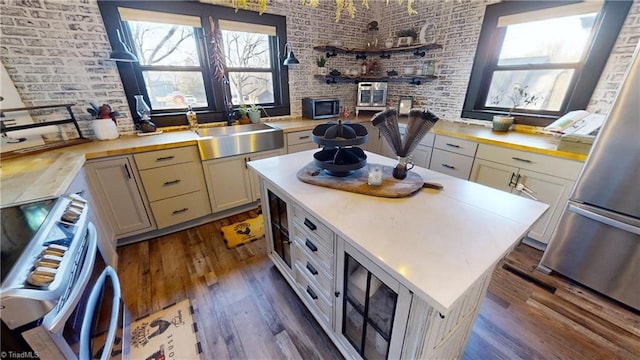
[80,266,122,360]
[44,222,98,333]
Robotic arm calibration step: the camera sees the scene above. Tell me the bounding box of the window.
[462,1,632,126]
[98,1,291,127]
[219,20,277,105]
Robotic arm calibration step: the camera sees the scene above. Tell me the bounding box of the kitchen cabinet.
[429,135,478,180]
[286,129,318,153]
[470,143,583,245]
[410,132,435,168]
[134,146,211,229]
[336,240,412,359]
[360,122,380,154]
[248,149,285,200]
[84,155,155,238]
[291,204,336,327]
[263,186,293,274]
[256,173,507,360]
[67,168,117,268]
[203,149,283,212]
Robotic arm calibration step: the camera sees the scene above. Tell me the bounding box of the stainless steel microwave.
[302,97,340,119]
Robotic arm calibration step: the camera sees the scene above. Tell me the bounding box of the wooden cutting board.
[296,162,424,198]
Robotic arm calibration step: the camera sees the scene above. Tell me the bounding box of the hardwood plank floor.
[117,211,639,359]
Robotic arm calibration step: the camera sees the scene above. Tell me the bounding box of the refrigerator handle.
[569,204,640,235]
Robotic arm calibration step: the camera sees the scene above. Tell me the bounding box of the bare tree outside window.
[221,30,275,105]
[128,20,208,110]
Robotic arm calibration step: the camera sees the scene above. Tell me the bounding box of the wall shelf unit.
[313,43,443,59]
[314,74,437,85]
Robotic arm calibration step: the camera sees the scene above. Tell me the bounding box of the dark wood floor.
[117,210,640,359]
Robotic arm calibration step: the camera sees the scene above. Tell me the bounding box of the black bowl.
[313,147,367,177]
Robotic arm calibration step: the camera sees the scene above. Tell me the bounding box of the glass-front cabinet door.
[336,239,412,360]
[267,189,292,269]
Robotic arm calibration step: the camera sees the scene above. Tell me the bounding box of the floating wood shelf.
[313,43,443,59]
[314,74,437,85]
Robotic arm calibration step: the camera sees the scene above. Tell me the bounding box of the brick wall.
[0,0,130,139]
[375,0,640,121]
[1,0,638,139]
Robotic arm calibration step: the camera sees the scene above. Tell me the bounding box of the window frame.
[461,0,632,126]
[98,1,291,127]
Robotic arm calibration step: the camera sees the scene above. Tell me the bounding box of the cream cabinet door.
[412,145,432,169]
[515,169,575,243]
[247,149,284,201]
[84,156,154,237]
[470,158,516,192]
[360,123,380,155]
[202,155,252,212]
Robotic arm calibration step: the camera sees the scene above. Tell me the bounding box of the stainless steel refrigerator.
[540,43,640,311]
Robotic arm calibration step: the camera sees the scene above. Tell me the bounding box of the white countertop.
[249,150,548,313]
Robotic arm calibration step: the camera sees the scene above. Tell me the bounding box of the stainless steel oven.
[1,194,130,359]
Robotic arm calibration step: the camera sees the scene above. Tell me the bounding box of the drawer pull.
[299,135,310,140]
[172,208,188,215]
[512,157,533,163]
[441,163,455,169]
[445,143,461,148]
[303,218,317,231]
[156,156,175,161]
[305,239,318,252]
[306,286,318,300]
[163,179,181,186]
[306,261,318,275]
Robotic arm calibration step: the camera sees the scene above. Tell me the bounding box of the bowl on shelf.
[328,40,343,47]
[402,67,414,76]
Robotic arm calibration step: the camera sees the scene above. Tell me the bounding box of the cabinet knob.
[335,291,341,298]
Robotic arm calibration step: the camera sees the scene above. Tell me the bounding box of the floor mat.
[129,299,200,360]
[221,214,265,249]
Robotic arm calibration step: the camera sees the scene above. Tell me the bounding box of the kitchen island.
[249,150,548,360]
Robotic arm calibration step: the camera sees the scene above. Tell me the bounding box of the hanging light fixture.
[109,28,138,62]
[282,43,299,66]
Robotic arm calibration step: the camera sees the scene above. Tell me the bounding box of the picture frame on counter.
[398,96,413,116]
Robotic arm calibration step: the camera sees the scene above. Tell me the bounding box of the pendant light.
[109,28,138,62]
[282,43,299,66]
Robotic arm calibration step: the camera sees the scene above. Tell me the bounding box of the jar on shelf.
[423,60,437,76]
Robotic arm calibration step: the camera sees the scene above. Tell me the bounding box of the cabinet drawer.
[292,225,334,273]
[286,130,314,146]
[430,149,474,180]
[140,162,204,202]
[150,190,211,229]
[294,242,334,297]
[134,146,199,170]
[476,144,583,180]
[294,264,333,326]
[292,205,334,252]
[288,142,318,154]
[433,135,478,157]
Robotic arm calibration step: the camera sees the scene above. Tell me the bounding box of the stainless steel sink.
[196,123,284,160]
